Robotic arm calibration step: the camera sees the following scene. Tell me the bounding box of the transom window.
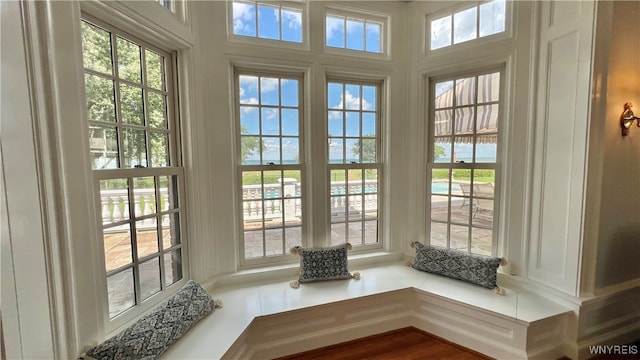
[427,70,502,256]
[327,80,381,247]
[236,72,303,261]
[429,0,506,51]
[325,12,384,54]
[232,1,303,43]
[81,18,184,320]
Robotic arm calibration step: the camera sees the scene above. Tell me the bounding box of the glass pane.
[450,224,469,251]
[103,228,132,271]
[233,2,256,37]
[451,195,470,225]
[147,92,167,129]
[476,140,497,162]
[281,109,298,136]
[328,111,344,136]
[346,19,364,51]
[430,15,451,50]
[258,4,279,40]
[365,22,381,53]
[265,228,283,256]
[434,109,452,136]
[136,219,158,259]
[262,138,280,164]
[430,222,447,248]
[327,83,343,109]
[453,139,473,163]
[281,79,299,107]
[89,125,119,169]
[364,220,378,244]
[107,268,135,318]
[348,169,363,194]
[477,104,499,134]
[345,84,360,110]
[285,227,302,249]
[133,177,156,218]
[434,81,454,108]
[348,195,363,221]
[265,198,283,228]
[241,107,260,135]
[346,138,359,162]
[161,212,180,249]
[471,228,492,256]
[244,230,264,259]
[330,222,346,245]
[139,257,161,300]
[345,112,360,137]
[260,77,279,105]
[241,136,261,164]
[239,75,259,103]
[361,139,376,163]
[120,84,144,125]
[282,9,302,43]
[479,0,506,37]
[329,138,344,163]
[122,128,147,168]
[430,195,449,222]
[478,72,500,103]
[85,74,116,123]
[116,37,142,83]
[348,221,363,244]
[145,50,164,91]
[433,139,451,163]
[330,169,346,190]
[326,15,345,48]
[455,77,475,106]
[281,137,299,163]
[362,113,376,137]
[100,179,129,225]
[159,175,179,210]
[261,108,280,135]
[362,86,376,110]
[454,107,474,135]
[81,22,113,75]
[149,131,169,167]
[164,249,182,286]
[453,7,477,44]
[331,195,346,222]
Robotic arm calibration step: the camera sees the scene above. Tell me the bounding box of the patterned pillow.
[289,243,360,288]
[85,280,221,360]
[410,241,504,292]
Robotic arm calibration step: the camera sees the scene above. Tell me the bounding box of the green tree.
[434,144,446,160]
[351,137,376,162]
[240,126,264,162]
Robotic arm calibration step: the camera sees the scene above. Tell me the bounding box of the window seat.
[162,261,572,359]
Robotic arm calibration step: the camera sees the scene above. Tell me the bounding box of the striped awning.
[434,73,499,144]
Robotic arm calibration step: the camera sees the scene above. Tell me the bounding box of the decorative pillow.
[289,243,360,288]
[85,280,222,360]
[409,241,506,294]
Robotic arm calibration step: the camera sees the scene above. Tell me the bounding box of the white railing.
[100,188,172,232]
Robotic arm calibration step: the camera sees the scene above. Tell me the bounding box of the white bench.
[162,261,572,359]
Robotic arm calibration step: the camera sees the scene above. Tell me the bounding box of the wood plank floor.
[275,327,492,360]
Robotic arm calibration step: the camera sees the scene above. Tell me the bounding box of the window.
[81,18,184,319]
[429,0,506,51]
[427,70,502,256]
[326,13,384,53]
[232,1,303,43]
[236,72,303,261]
[327,80,381,247]
[156,0,172,11]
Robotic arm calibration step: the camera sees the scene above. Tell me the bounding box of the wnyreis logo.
[589,345,638,356]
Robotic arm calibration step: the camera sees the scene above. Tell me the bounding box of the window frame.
[81,15,189,331]
[228,0,309,51]
[323,6,390,60]
[234,68,307,267]
[425,67,504,257]
[326,77,384,251]
[424,0,512,57]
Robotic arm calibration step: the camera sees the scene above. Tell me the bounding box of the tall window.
[232,1,303,43]
[236,72,303,261]
[427,70,501,256]
[327,80,381,247]
[81,18,184,319]
[429,0,506,51]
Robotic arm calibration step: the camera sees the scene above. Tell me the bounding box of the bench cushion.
[292,243,354,283]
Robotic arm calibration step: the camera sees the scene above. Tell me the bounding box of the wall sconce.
[621,102,640,136]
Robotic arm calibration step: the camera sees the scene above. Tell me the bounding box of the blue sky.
[431,0,505,50]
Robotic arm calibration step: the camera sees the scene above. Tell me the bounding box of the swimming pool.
[431,182,451,193]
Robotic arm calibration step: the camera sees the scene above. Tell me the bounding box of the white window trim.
[423,0,513,58]
[227,0,310,52]
[323,5,391,61]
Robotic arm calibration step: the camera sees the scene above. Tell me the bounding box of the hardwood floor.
[275,327,492,360]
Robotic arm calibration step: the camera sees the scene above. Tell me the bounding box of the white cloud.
[233,2,254,34]
[260,77,279,92]
[282,9,301,30]
[326,15,343,43]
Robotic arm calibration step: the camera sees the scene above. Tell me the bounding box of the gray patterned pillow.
[290,243,359,287]
[410,241,503,291]
[85,280,219,360]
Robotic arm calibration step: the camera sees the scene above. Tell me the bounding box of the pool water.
[431,182,451,193]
